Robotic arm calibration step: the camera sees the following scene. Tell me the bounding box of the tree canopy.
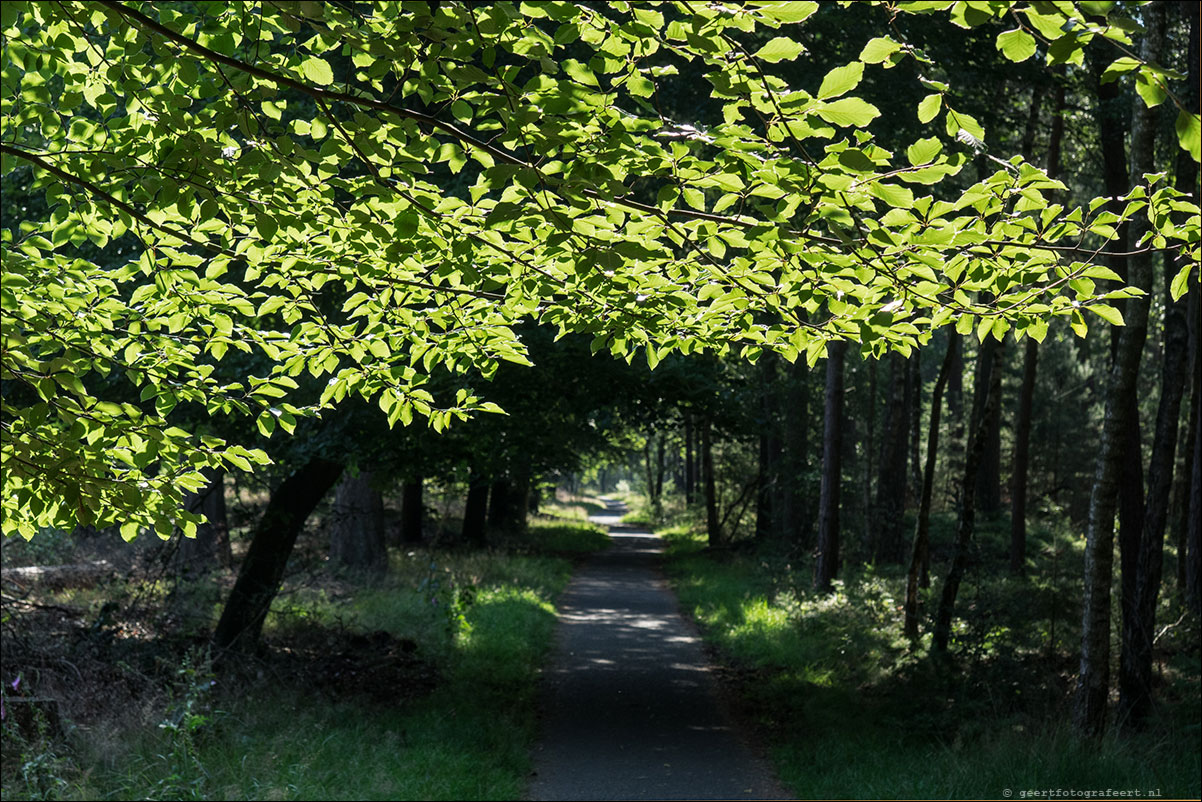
[1,0,1198,541]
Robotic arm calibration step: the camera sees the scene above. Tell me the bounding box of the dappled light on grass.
[661,517,1201,799]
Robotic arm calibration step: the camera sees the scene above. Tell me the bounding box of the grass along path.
[1,516,608,801]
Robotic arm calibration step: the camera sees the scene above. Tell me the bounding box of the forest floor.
[528,498,790,801]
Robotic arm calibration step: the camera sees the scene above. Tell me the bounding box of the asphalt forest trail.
[528,498,792,801]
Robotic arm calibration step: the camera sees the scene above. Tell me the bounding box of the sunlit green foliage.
[2,1,1197,540]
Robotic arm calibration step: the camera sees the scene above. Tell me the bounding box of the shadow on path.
[528,498,792,801]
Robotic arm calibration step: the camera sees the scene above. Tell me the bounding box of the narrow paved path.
[528,499,791,801]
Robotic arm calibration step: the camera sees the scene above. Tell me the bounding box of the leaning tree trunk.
[1074,2,1162,738]
[213,458,343,654]
[933,336,1002,653]
[815,341,846,593]
[1118,0,1196,732]
[905,334,956,639]
[329,470,387,574]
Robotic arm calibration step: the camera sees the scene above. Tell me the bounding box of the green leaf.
[860,37,900,64]
[815,97,880,127]
[300,56,335,86]
[1134,70,1167,108]
[906,137,942,166]
[1176,110,1201,163]
[817,62,863,100]
[1169,262,1195,301]
[756,37,805,63]
[1100,57,1141,84]
[1086,304,1124,326]
[755,2,819,23]
[917,93,941,124]
[996,29,1036,62]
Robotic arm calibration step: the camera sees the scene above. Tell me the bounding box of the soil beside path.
[527,498,792,801]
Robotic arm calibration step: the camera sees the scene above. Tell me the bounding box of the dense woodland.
[2,1,1199,799]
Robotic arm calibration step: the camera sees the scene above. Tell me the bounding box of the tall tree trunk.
[655,435,666,503]
[906,335,956,639]
[933,336,1002,653]
[462,470,490,546]
[1182,262,1201,611]
[702,420,720,547]
[971,336,1003,517]
[779,360,812,550]
[1074,3,1163,738]
[1011,72,1064,576]
[861,358,877,560]
[756,355,779,541]
[1010,338,1038,575]
[875,352,911,563]
[213,458,343,654]
[401,477,424,544]
[909,350,923,507]
[176,468,231,574]
[1118,0,1196,731]
[815,341,847,592]
[329,471,387,574]
[488,477,513,530]
[684,415,696,505]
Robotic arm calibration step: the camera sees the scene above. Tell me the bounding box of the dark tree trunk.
[1074,3,1162,738]
[861,359,876,560]
[779,360,812,549]
[213,458,343,654]
[656,436,666,500]
[177,468,231,574]
[909,350,923,507]
[488,477,512,530]
[933,339,1002,653]
[462,471,490,546]
[702,420,720,547]
[905,335,956,639]
[815,341,846,592]
[1010,338,1038,575]
[756,355,780,541]
[1118,0,1196,730]
[329,470,387,574]
[970,336,1003,517]
[874,352,911,563]
[1011,72,1064,576]
[684,415,696,504]
[1183,265,1201,611]
[1187,368,1202,613]
[401,477,424,544]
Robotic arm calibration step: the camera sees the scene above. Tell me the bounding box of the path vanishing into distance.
[528,499,792,801]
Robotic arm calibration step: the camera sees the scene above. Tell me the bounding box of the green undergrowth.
[2,520,607,801]
[661,521,1202,800]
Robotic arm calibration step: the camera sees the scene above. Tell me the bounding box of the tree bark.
[1074,2,1162,738]
[401,477,424,544]
[756,355,780,541]
[684,415,695,505]
[905,334,956,639]
[815,341,847,592]
[1118,0,1196,730]
[329,470,387,574]
[970,336,1003,517]
[462,471,490,545]
[875,352,911,563]
[933,336,1002,653]
[1010,337,1038,575]
[779,360,812,549]
[213,458,343,654]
